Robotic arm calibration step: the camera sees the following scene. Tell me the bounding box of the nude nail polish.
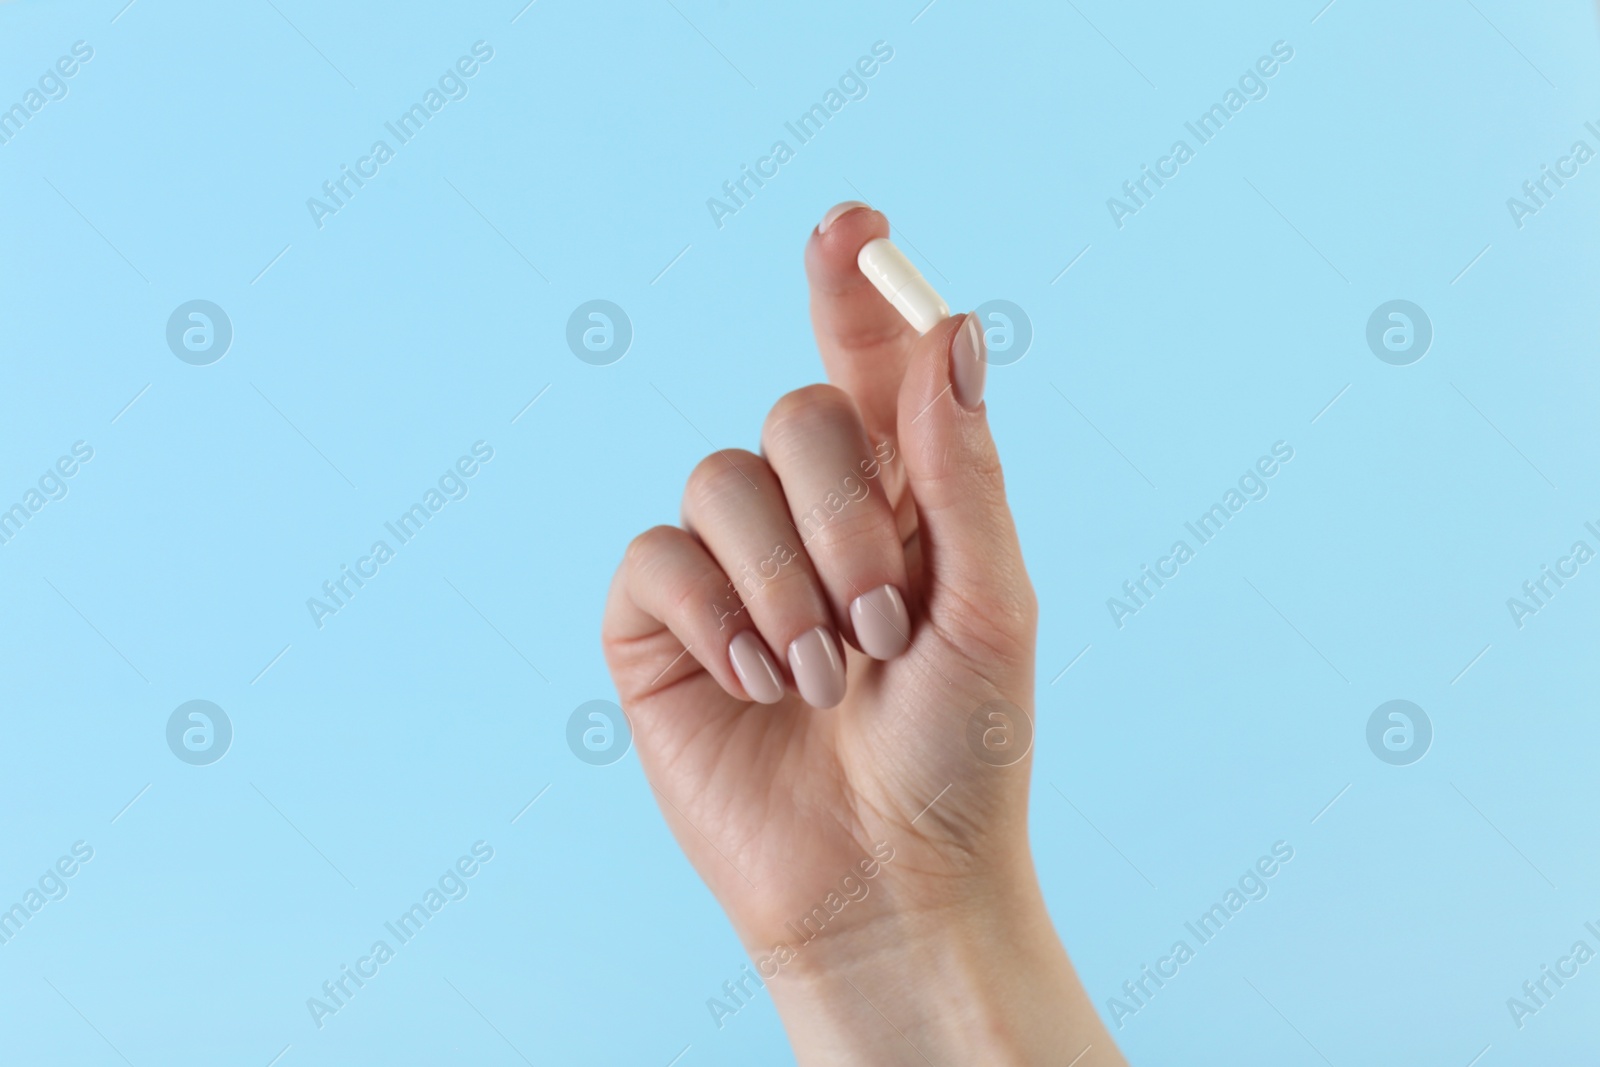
[951,312,986,410]
[787,627,846,708]
[729,632,784,705]
[818,200,869,234]
[850,585,910,660]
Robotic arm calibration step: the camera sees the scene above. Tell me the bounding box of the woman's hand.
[602,203,1126,1065]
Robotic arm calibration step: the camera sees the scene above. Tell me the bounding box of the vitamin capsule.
[856,237,949,335]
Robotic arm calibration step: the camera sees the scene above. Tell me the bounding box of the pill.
[856,237,949,335]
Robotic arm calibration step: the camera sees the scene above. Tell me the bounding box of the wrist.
[757,867,1124,1066]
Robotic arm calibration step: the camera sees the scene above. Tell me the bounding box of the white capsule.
[856,237,949,335]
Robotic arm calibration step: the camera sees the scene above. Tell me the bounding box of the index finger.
[804,202,918,444]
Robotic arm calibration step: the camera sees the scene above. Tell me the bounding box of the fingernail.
[818,200,870,235]
[787,627,846,708]
[729,631,784,705]
[850,585,910,660]
[951,312,986,410]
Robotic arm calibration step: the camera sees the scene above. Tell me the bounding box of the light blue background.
[2,1,1597,1064]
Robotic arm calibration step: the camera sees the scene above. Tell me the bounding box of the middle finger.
[681,448,847,708]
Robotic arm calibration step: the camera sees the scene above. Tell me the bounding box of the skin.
[602,204,1128,1065]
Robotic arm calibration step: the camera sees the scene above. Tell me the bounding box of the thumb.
[895,313,1036,651]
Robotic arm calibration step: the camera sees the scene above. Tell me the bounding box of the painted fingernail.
[850,585,910,660]
[951,312,986,410]
[787,627,847,708]
[729,631,785,705]
[818,200,870,235]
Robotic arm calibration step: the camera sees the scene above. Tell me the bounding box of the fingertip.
[787,626,847,708]
[729,630,786,704]
[951,312,987,410]
[849,584,911,660]
[900,313,986,415]
[806,202,890,288]
[817,200,871,235]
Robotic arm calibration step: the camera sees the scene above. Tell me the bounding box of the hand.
[602,203,1126,1065]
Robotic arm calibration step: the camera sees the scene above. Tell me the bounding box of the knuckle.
[624,526,704,596]
[763,384,857,447]
[624,525,682,572]
[684,449,768,514]
[1018,575,1040,627]
[905,433,1006,511]
[670,570,729,624]
[743,562,817,613]
[826,315,910,356]
[799,506,893,558]
[624,526,737,627]
[925,549,1037,657]
[931,584,1035,668]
